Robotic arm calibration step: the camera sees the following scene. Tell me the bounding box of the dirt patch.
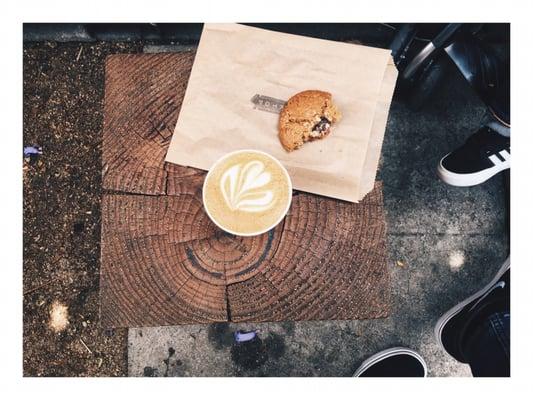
[23,41,144,376]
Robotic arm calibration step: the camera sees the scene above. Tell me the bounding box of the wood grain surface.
[100,53,390,327]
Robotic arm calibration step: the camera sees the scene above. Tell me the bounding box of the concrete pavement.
[128,49,509,377]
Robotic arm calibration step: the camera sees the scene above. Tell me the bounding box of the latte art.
[203,150,292,236]
[220,161,274,212]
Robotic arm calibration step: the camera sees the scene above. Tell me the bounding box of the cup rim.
[202,149,293,237]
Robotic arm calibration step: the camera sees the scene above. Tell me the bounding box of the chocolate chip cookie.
[278,90,342,152]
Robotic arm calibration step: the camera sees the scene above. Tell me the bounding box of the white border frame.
[5,0,533,398]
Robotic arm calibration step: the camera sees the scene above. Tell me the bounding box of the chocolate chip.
[312,117,331,135]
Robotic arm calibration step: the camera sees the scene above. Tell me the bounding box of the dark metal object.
[401,23,461,81]
[390,23,418,67]
[390,23,510,123]
[389,24,462,110]
[445,37,510,125]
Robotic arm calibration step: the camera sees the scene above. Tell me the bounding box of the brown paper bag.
[165,23,397,202]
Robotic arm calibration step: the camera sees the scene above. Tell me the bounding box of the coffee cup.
[202,149,293,236]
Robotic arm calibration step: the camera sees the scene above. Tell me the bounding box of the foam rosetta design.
[220,161,274,212]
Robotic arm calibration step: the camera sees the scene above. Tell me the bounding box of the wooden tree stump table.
[99,53,390,327]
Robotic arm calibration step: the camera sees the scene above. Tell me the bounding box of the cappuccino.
[203,150,292,236]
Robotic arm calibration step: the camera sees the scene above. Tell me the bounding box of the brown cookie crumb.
[278,90,342,152]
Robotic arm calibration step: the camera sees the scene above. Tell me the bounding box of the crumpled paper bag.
[166,23,397,202]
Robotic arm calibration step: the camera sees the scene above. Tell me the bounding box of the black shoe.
[435,257,510,363]
[438,126,510,187]
[353,347,427,377]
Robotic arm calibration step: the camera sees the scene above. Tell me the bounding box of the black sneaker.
[435,257,510,363]
[353,347,427,377]
[438,126,510,187]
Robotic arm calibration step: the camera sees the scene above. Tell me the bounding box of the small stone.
[49,300,69,333]
[73,221,84,234]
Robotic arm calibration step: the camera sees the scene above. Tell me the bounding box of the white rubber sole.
[353,347,427,377]
[437,155,509,187]
[434,256,510,353]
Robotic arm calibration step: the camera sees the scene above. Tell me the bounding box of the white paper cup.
[202,149,293,236]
